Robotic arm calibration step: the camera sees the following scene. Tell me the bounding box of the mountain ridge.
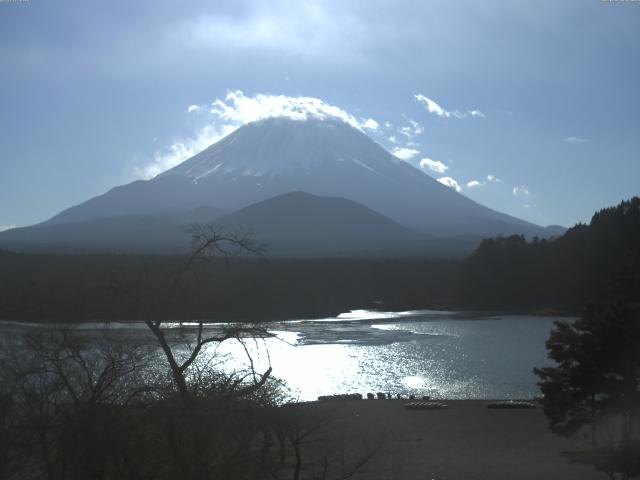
[2,116,557,256]
[44,117,546,237]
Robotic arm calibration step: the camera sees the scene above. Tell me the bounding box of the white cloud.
[437,176,461,192]
[209,90,378,132]
[415,94,447,117]
[513,185,530,197]
[419,158,448,174]
[414,94,485,119]
[135,90,380,179]
[466,174,501,188]
[388,135,397,143]
[134,123,237,180]
[398,118,424,138]
[392,147,419,160]
[0,224,16,232]
[362,118,379,131]
[563,136,589,143]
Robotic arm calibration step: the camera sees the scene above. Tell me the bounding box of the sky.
[1,0,639,230]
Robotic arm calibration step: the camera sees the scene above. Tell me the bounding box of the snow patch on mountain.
[351,158,379,175]
[161,116,393,181]
[43,114,546,240]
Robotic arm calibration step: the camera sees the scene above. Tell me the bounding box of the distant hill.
[214,191,429,257]
[459,197,640,312]
[0,192,433,257]
[0,190,483,258]
[542,225,567,237]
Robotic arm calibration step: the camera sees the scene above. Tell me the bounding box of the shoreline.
[291,399,602,479]
[0,305,578,326]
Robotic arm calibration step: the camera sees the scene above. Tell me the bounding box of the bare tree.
[0,225,378,480]
[108,225,280,480]
[0,330,152,480]
[111,224,271,405]
[152,225,271,405]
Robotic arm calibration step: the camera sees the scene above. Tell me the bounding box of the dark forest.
[1,197,638,323]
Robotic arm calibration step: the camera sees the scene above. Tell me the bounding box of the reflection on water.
[200,309,565,401]
[0,309,568,402]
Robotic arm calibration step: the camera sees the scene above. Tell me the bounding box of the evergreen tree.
[534,268,640,479]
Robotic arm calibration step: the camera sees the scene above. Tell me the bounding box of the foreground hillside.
[459,197,640,311]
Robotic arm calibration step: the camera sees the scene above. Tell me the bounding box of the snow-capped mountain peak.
[160,116,398,182]
[43,115,545,240]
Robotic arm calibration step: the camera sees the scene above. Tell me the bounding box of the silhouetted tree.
[534,272,640,479]
[0,331,153,480]
[112,224,271,404]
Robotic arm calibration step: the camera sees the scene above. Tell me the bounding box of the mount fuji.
[0,116,557,256]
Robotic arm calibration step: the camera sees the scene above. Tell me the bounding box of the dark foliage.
[2,197,639,323]
[460,197,640,312]
[0,328,378,480]
[534,266,640,479]
[0,225,381,480]
[0,252,458,322]
[535,301,640,436]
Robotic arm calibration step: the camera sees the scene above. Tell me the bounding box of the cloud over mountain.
[392,147,420,160]
[208,91,379,132]
[420,158,448,174]
[136,91,380,180]
[437,176,462,192]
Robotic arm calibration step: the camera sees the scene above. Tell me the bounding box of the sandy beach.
[290,399,603,480]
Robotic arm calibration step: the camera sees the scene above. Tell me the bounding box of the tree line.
[459,197,640,312]
[1,197,639,323]
[0,252,458,323]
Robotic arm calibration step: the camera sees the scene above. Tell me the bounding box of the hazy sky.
[1,0,639,230]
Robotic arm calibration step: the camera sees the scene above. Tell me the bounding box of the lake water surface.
[1,310,570,401]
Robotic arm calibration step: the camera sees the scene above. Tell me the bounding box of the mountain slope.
[214,191,428,257]
[0,193,435,257]
[44,117,546,239]
[0,207,223,254]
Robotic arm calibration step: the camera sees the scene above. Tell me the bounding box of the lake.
[0,309,569,401]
